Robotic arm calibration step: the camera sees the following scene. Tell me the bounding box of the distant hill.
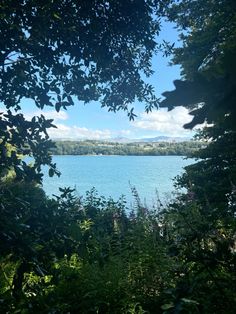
[135,136,191,143]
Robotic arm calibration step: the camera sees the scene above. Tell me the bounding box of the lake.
[43,155,194,206]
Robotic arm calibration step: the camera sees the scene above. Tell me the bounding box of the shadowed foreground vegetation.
[1,183,235,314]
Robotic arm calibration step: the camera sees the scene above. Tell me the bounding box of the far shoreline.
[51,154,189,157]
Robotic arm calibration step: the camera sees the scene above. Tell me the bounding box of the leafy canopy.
[0,0,170,181]
[161,0,236,129]
[1,0,169,114]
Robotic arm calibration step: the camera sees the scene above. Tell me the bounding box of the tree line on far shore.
[50,140,204,156]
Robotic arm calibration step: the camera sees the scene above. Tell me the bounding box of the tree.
[159,1,236,312]
[161,0,236,125]
[161,0,236,210]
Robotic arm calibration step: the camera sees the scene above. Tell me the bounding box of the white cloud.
[132,107,194,136]
[25,110,69,122]
[37,110,132,140]
[118,129,132,136]
[0,106,69,122]
[0,106,132,140]
[48,124,113,140]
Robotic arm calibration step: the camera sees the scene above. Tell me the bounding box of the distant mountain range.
[108,136,191,143]
[53,136,192,143]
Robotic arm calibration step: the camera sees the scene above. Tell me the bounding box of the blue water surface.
[42,155,194,205]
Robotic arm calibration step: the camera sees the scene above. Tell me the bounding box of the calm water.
[43,155,194,205]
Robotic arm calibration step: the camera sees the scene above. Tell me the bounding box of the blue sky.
[4,21,196,140]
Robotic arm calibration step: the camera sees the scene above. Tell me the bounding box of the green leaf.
[161,303,174,310]
[53,12,61,20]
[48,168,54,177]
[55,103,61,112]
[181,298,199,305]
